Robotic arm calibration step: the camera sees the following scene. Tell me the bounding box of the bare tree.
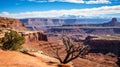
[50,36,90,64]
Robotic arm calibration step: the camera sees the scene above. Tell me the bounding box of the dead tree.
[50,36,90,64]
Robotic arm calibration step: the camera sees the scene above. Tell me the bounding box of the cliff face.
[0,17,27,30]
[48,28,120,35]
[0,17,48,42]
[87,40,120,56]
[19,31,48,43]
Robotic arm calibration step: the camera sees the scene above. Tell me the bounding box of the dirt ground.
[0,49,59,67]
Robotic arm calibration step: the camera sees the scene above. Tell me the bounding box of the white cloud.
[27,0,111,4]
[28,0,51,2]
[0,12,10,15]
[86,0,111,4]
[57,0,84,3]
[0,5,120,19]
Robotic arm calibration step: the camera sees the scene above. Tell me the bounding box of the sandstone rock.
[87,40,120,56]
[0,17,27,30]
[19,31,48,43]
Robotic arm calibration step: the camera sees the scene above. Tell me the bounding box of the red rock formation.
[102,18,120,26]
[19,31,48,43]
[0,17,27,30]
[0,17,48,43]
[87,40,120,56]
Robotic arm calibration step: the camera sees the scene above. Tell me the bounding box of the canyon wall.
[0,17,27,30]
[19,31,48,43]
[86,40,120,56]
[0,17,48,42]
[47,18,120,35]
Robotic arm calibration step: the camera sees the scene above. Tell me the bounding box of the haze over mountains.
[63,18,120,27]
[20,17,120,30]
[20,17,120,26]
[20,17,120,35]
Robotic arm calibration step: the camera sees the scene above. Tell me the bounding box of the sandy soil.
[0,49,59,67]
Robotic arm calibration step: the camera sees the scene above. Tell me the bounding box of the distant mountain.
[63,18,120,27]
[19,18,120,31]
[20,18,64,26]
[20,18,65,30]
[102,18,120,26]
[20,18,112,26]
[47,18,120,35]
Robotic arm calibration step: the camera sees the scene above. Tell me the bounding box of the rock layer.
[0,17,27,30]
[19,31,48,43]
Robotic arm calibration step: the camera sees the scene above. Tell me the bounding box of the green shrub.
[1,30,25,50]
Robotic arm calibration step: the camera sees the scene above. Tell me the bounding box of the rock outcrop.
[85,39,120,56]
[0,17,27,30]
[19,31,48,43]
[102,18,120,26]
[0,17,48,42]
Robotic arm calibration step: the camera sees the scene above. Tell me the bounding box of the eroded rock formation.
[0,17,48,42]
[88,40,120,56]
[0,17,27,30]
[19,31,48,43]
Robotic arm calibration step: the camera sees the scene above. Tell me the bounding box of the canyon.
[20,18,120,35]
[0,17,120,67]
[47,18,120,35]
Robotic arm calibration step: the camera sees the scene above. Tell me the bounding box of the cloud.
[0,5,120,19]
[28,0,47,2]
[86,0,111,4]
[0,12,10,15]
[57,0,84,3]
[27,0,111,4]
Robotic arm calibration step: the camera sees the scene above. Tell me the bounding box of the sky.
[0,0,120,19]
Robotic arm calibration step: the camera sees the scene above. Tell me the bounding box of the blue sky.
[0,0,120,18]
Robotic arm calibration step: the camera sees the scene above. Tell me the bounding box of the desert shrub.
[50,36,90,64]
[1,30,25,50]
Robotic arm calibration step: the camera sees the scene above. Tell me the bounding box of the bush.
[1,30,25,50]
[50,36,90,64]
